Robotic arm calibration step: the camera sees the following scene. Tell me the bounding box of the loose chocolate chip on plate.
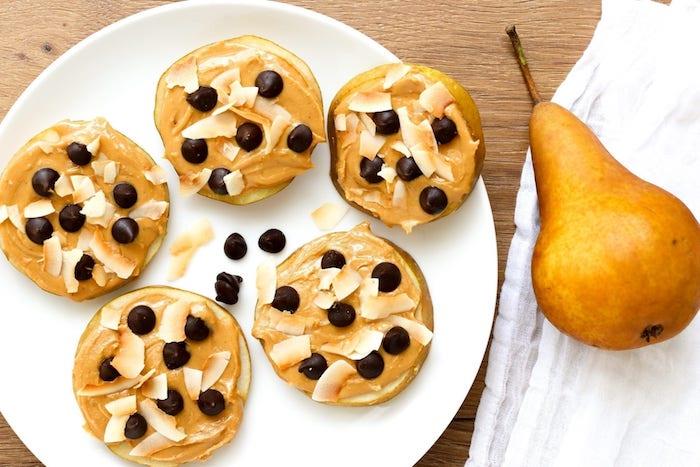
[287,124,313,153]
[396,156,423,181]
[124,413,148,439]
[215,272,242,305]
[382,326,411,355]
[99,356,120,382]
[157,389,184,416]
[185,315,210,341]
[419,186,448,214]
[321,250,345,269]
[255,70,284,98]
[208,167,231,195]
[372,110,400,135]
[112,217,139,244]
[198,388,225,416]
[74,254,95,281]
[113,182,138,209]
[66,142,92,166]
[186,86,218,112]
[298,353,328,380]
[327,302,356,327]
[258,228,286,253]
[356,350,384,379]
[181,138,208,164]
[25,217,53,244]
[31,168,59,197]
[360,156,383,184]
[58,204,86,232]
[431,117,458,144]
[127,305,156,335]
[271,286,300,313]
[236,122,263,152]
[163,341,191,369]
[224,233,247,260]
[372,262,401,293]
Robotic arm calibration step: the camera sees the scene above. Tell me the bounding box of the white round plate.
[0,1,497,466]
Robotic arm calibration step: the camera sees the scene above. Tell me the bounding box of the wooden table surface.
[0,0,600,465]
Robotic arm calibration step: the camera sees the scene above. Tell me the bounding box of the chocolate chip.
[396,156,422,181]
[356,350,384,379]
[185,315,210,341]
[163,341,190,369]
[74,254,94,281]
[208,167,231,195]
[224,233,247,260]
[327,302,356,327]
[198,388,225,416]
[181,138,208,164]
[186,86,218,112]
[431,117,458,144]
[66,142,92,165]
[258,228,286,253]
[236,122,263,152]
[157,389,184,416]
[58,204,86,233]
[287,124,313,153]
[372,110,400,135]
[112,217,139,244]
[372,262,401,293]
[215,272,242,305]
[99,356,120,382]
[124,413,147,439]
[382,326,410,354]
[271,286,300,313]
[113,183,138,209]
[255,70,284,98]
[419,186,448,214]
[298,353,328,380]
[321,250,345,269]
[25,217,53,244]
[127,305,156,335]
[31,168,59,197]
[360,156,383,184]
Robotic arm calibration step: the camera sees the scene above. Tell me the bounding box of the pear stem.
[506,25,543,104]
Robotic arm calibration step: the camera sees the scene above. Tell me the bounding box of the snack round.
[154,35,325,204]
[73,286,251,465]
[252,222,433,406]
[0,118,169,301]
[328,63,485,233]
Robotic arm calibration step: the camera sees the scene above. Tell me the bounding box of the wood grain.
[0,1,600,465]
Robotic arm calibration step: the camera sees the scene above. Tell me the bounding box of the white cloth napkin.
[467,0,700,466]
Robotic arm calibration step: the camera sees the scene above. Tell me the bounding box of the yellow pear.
[507,26,700,349]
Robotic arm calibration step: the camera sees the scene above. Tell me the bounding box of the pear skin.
[530,102,700,349]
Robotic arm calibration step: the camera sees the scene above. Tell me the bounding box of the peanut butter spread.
[155,36,325,202]
[73,287,250,465]
[0,118,169,301]
[331,64,482,232]
[253,223,433,404]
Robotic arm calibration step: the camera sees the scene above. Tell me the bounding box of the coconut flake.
[182,112,237,139]
[0,205,7,224]
[166,56,199,93]
[384,315,433,346]
[43,234,62,277]
[167,219,214,280]
[361,293,417,320]
[85,200,116,228]
[321,328,384,360]
[270,314,306,335]
[103,415,129,443]
[179,168,212,197]
[411,147,436,178]
[7,205,23,231]
[138,399,186,442]
[100,303,122,330]
[129,432,173,457]
[129,200,169,220]
[201,351,231,391]
[158,300,189,343]
[269,335,311,370]
[392,180,408,209]
[103,161,118,184]
[90,232,136,279]
[80,191,107,218]
[54,174,73,197]
[199,48,258,72]
[359,277,379,300]
[87,137,101,157]
[93,263,108,287]
[223,170,244,196]
[311,202,348,231]
[419,81,455,118]
[332,266,363,300]
[359,113,376,136]
[311,360,357,402]
[24,199,54,218]
[183,367,203,400]
[313,291,335,310]
[141,373,168,400]
[76,229,94,250]
[359,130,386,158]
[377,165,397,183]
[253,97,292,122]
[318,267,340,290]
[228,81,258,108]
[383,63,412,89]
[71,176,96,204]
[265,115,292,152]
[144,166,168,185]
[210,68,241,101]
[221,142,240,162]
[348,92,392,113]
[91,154,110,177]
[391,141,412,157]
[61,248,83,294]
[111,329,145,379]
[77,375,142,397]
[256,260,276,305]
[105,395,137,416]
[334,113,347,132]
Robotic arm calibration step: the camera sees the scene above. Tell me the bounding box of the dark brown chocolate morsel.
[186,86,218,112]
[181,138,208,164]
[258,228,286,253]
[360,156,383,184]
[327,302,356,328]
[396,156,422,181]
[271,285,300,313]
[66,142,92,166]
[371,262,401,293]
[419,186,448,215]
[236,122,263,152]
[382,326,411,355]
[31,168,59,197]
[321,250,345,269]
[111,217,139,244]
[157,389,185,416]
[255,70,284,98]
[224,233,247,260]
[356,350,384,379]
[74,254,95,281]
[127,305,156,335]
[25,217,53,244]
[163,341,190,369]
[58,204,85,233]
[371,110,400,135]
[208,167,231,195]
[287,124,313,153]
[298,353,328,380]
[198,388,225,416]
[431,117,458,144]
